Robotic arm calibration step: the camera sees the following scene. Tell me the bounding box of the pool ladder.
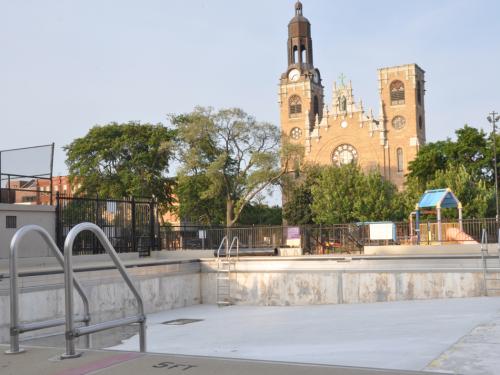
[480,228,500,296]
[5,223,146,358]
[216,236,239,306]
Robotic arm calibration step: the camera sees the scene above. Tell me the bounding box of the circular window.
[290,127,302,140]
[392,116,406,130]
[340,120,348,129]
[332,144,358,166]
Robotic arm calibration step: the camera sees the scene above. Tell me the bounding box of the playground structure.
[411,188,472,245]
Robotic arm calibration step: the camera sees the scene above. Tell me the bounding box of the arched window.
[417,81,422,105]
[332,144,358,166]
[313,95,319,116]
[289,95,302,117]
[301,46,306,64]
[293,46,298,64]
[397,148,404,172]
[390,80,405,105]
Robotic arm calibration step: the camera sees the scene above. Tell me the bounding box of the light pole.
[487,111,500,228]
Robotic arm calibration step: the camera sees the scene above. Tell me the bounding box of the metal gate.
[56,194,158,256]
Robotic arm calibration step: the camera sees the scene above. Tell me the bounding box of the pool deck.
[0,345,435,375]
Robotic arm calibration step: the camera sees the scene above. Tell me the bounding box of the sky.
[2,0,500,178]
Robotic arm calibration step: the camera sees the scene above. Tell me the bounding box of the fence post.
[8,174,11,203]
[131,197,137,254]
[94,194,99,254]
[55,192,62,250]
[148,199,155,256]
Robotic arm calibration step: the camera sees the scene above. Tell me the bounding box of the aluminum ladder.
[216,236,239,306]
[5,225,91,355]
[62,222,146,358]
[480,228,500,296]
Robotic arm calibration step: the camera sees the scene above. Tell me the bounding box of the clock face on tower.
[288,69,300,82]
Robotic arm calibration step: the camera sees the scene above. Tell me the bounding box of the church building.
[279,2,427,189]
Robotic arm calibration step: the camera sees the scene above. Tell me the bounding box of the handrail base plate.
[5,348,26,355]
[60,351,83,360]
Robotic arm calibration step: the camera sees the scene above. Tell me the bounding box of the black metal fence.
[56,194,158,256]
[159,218,499,254]
[55,192,500,256]
[158,223,382,254]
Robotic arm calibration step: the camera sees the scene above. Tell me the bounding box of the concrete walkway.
[0,345,436,375]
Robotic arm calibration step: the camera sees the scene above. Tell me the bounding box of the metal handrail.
[481,229,488,296]
[498,228,500,259]
[62,223,146,358]
[5,225,90,355]
[216,236,228,259]
[228,236,239,260]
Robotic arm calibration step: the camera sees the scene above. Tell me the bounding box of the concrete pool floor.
[109,297,500,374]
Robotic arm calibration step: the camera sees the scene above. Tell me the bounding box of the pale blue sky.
[2,0,500,178]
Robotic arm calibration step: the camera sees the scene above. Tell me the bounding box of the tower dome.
[286,1,314,68]
[288,1,311,37]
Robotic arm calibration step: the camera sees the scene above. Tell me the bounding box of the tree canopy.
[311,164,402,224]
[170,106,302,226]
[405,124,498,218]
[65,122,175,206]
[407,125,496,190]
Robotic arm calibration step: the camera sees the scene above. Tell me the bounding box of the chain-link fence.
[0,143,54,204]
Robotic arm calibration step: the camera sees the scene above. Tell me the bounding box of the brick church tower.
[279,1,426,190]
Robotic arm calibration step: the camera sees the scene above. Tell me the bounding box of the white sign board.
[369,223,395,241]
[198,230,206,239]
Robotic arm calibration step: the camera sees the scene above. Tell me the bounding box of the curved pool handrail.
[228,236,239,260]
[216,236,228,259]
[62,222,146,358]
[6,225,90,355]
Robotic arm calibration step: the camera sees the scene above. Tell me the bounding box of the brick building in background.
[280,2,426,190]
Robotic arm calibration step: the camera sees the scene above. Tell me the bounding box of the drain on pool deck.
[162,319,204,325]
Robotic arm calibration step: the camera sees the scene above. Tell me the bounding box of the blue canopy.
[416,188,461,209]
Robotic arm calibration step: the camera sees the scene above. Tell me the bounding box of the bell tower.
[287,1,313,68]
[378,64,426,189]
[279,1,324,146]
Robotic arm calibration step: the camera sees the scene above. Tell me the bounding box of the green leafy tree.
[408,125,496,190]
[426,164,493,218]
[311,164,400,224]
[65,122,175,207]
[282,164,324,225]
[170,107,301,227]
[175,174,226,225]
[238,203,282,225]
[405,124,498,217]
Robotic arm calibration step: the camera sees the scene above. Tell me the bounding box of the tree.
[170,107,301,227]
[311,164,400,224]
[175,174,226,225]
[65,122,175,207]
[282,164,324,225]
[238,203,282,225]
[405,124,498,217]
[408,125,495,189]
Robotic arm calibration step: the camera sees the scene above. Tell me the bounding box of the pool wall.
[1,255,495,344]
[200,258,488,305]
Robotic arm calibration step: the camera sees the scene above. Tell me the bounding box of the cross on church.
[338,73,347,87]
